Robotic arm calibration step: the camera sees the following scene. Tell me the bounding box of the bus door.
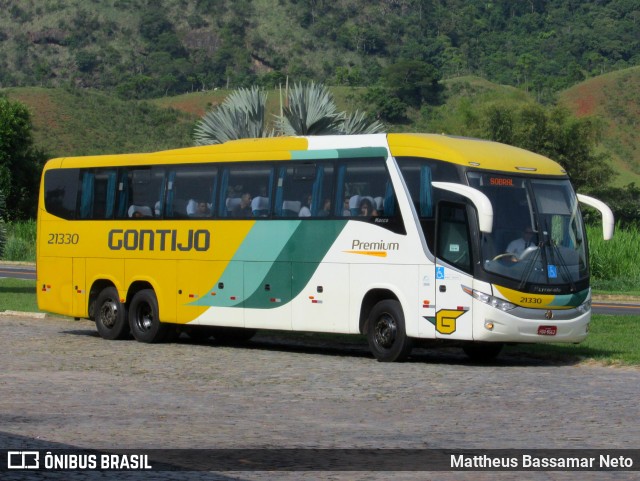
[434,202,473,340]
[71,258,87,318]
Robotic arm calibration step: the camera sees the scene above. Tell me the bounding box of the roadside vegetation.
[588,224,640,295]
[2,220,36,262]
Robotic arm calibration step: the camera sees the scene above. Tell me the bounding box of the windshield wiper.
[518,242,542,290]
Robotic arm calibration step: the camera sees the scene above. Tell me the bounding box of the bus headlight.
[462,286,516,312]
[576,298,591,314]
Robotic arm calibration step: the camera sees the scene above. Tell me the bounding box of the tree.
[0,189,6,257]
[276,81,344,136]
[479,102,614,191]
[382,60,443,108]
[193,82,384,144]
[586,183,640,229]
[0,96,47,220]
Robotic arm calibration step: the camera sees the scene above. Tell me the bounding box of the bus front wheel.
[367,300,413,362]
[95,287,129,340]
[129,289,168,343]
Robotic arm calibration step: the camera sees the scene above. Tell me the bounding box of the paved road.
[0,313,638,480]
[0,263,36,280]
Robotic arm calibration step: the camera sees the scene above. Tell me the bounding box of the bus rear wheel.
[94,287,129,340]
[129,289,168,343]
[367,300,413,362]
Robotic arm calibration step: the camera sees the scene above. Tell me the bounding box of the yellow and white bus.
[37,134,614,361]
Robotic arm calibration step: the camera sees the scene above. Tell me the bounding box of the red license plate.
[538,325,557,336]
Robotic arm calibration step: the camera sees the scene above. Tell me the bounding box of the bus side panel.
[292,262,350,333]
[37,257,73,316]
[244,261,292,330]
[177,260,232,325]
[125,259,177,324]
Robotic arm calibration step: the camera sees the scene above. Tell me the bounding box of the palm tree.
[193,86,272,145]
[340,109,385,135]
[193,82,384,144]
[275,81,344,136]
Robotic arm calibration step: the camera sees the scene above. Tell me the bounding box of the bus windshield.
[467,172,588,288]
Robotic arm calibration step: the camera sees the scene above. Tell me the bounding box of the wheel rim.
[134,303,154,332]
[373,313,397,350]
[98,299,118,328]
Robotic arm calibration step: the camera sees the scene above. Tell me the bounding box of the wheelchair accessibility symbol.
[547,265,557,279]
[436,266,445,280]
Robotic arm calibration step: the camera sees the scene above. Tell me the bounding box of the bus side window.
[337,158,404,233]
[44,168,79,220]
[78,169,118,219]
[219,164,273,218]
[275,162,334,218]
[116,167,165,219]
[166,165,217,219]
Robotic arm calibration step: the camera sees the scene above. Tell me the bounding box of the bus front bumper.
[471,300,591,343]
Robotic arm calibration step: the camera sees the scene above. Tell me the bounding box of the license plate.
[538,325,557,336]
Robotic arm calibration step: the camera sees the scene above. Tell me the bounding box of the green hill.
[3,87,194,157]
[0,0,637,101]
[3,69,639,194]
[559,66,640,186]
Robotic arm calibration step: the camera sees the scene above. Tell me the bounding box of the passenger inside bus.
[231,192,252,218]
[359,197,378,217]
[187,199,211,217]
[319,198,331,217]
[298,194,312,217]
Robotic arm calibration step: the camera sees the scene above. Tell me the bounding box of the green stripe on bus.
[290,147,388,160]
[191,220,348,309]
[549,288,590,308]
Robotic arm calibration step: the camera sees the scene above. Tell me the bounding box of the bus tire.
[366,299,413,362]
[129,289,167,343]
[94,287,129,340]
[462,342,503,362]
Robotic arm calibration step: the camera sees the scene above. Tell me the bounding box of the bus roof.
[387,133,566,176]
[47,133,566,176]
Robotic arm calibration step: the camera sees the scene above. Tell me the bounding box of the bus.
[37,134,614,362]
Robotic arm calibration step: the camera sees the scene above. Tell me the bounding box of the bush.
[2,220,36,262]
[587,223,640,292]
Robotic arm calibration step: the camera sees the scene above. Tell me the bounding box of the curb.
[2,310,46,319]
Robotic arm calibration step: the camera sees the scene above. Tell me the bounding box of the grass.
[4,87,195,158]
[507,315,640,365]
[0,278,39,312]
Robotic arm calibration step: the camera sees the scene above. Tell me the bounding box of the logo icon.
[7,451,40,469]
[436,266,445,280]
